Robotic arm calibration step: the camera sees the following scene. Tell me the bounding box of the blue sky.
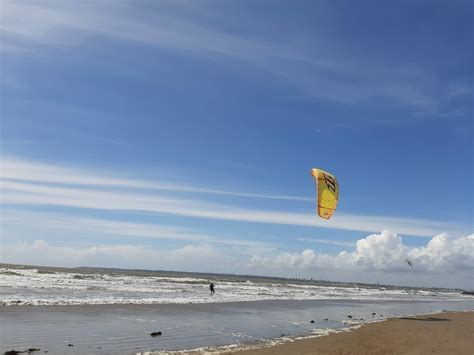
[1,0,473,287]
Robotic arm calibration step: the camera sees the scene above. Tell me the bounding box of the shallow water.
[1,300,473,354]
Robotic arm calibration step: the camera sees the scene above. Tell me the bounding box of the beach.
[2,1,473,354]
[1,265,473,354]
[228,311,474,355]
[2,304,473,354]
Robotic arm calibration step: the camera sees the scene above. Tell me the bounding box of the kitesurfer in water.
[209,283,215,295]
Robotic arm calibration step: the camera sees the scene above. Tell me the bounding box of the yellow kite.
[310,168,339,219]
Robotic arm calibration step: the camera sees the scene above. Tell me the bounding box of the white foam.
[0,267,470,306]
[135,324,367,355]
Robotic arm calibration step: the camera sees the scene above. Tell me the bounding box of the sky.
[0,0,473,288]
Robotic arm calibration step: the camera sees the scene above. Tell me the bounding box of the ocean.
[1,264,473,354]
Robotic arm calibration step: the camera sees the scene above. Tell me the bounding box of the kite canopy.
[311,168,339,219]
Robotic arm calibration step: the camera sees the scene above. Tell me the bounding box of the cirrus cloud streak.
[1,157,468,237]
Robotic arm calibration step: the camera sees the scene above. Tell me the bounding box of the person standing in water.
[209,283,215,295]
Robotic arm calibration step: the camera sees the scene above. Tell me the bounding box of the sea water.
[1,264,471,306]
[1,264,473,354]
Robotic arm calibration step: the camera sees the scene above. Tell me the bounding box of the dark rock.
[324,318,328,321]
[347,315,352,318]
[27,349,40,353]
[67,344,73,347]
[150,331,162,337]
[280,333,286,337]
[461,291,474,296]
[372,313,376,315]
[310,320,315,323]
[5,350,21,355]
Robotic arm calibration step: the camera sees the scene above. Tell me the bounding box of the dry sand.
[227,312,474,355]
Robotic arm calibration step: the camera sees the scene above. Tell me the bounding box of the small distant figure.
[209,283,215,295]
[406,259,413,269]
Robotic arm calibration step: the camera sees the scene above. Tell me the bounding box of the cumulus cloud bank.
[4,230,473,275]
[251,230,474,273]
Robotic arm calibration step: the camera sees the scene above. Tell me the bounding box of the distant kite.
[406,259,413,269]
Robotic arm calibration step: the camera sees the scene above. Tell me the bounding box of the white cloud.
[1,157,467,237]
[297,238,357,247]
[1,1,469,112]
[1,239,225,272]
[0,157,311,202]
[349,230,409,270]
[2,230,473,288]
[0,210,277,249]
[409,234,474,271]
[251,230,474,273]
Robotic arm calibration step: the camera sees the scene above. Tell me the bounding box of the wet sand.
[1,303,473,354]
[229,311,474,355]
